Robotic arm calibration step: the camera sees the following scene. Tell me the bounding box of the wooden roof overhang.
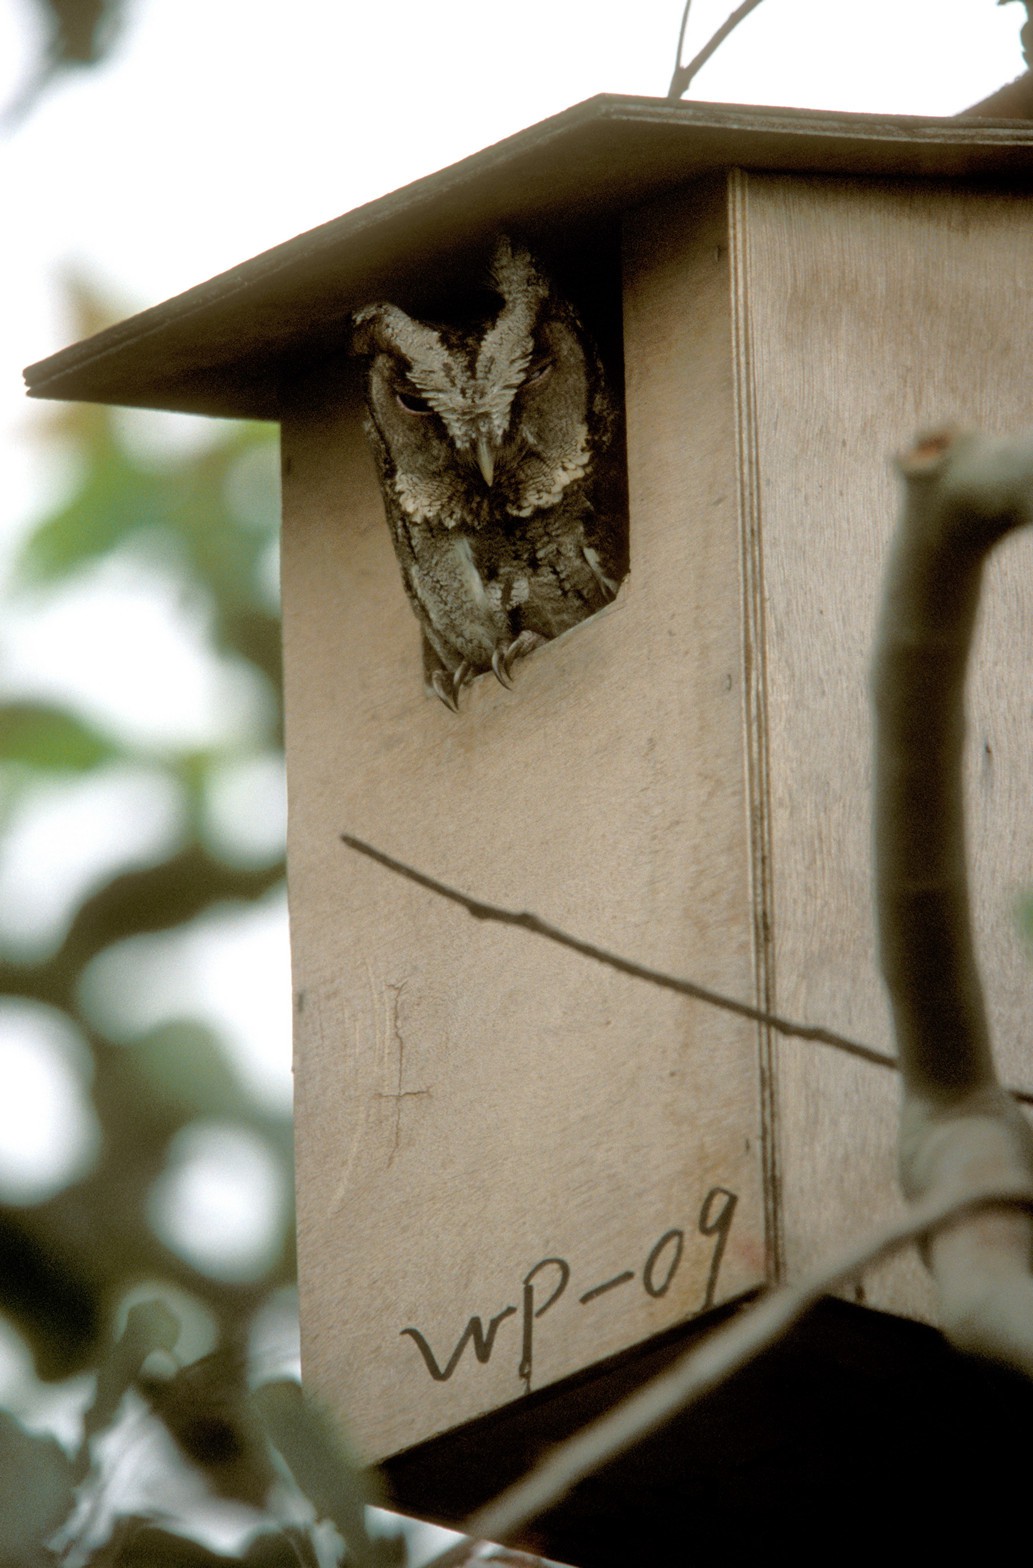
[23,94,1033,421]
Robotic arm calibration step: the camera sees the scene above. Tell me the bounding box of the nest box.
[26,99,1033,1478]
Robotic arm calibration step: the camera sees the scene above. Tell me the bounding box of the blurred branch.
[31,0,123,64]
[4,0,126,131]
[0,849,284,1013]
[667,0,767,100]
[873,427,1033,1372]
[961,70,1033,116]
[1002,0,1033,70]
[422,1181,1033,1567]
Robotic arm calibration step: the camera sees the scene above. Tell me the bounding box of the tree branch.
[341,832,891,1065]
[667,0,767,100]
[340,833,1033,1107]
[874,426,1033,1369]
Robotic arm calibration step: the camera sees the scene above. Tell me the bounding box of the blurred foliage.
[4,0,128,128]
[0,282,401,1565]
[1005,0,1033,69]
[28,0,124,67]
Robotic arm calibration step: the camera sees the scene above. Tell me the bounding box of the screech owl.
[351,237,628,711]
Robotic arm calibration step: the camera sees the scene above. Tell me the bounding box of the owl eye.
[525,359,553,386]
[396,388,433,415]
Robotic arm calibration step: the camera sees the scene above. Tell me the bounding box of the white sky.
[2,0,1025,646]
[4,0,1025,437]
[0,0,1026,1301]
[0,0,1026,1531]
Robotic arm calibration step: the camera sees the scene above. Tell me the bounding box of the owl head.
[351,237,615,518]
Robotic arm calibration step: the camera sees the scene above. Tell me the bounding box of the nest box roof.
[23,94,1033,421]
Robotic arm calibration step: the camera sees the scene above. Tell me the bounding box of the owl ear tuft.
[489,235,547,303]
[349,305,386,358]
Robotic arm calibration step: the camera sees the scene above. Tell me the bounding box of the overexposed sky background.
[0,0,1027,1329]
[5,0,1026,506]
[0,0,1027,1544]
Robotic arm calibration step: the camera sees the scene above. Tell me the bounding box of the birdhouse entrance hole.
[343,222,630,714]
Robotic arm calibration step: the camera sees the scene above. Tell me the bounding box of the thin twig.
[340,833,1033,1109]
[667,0,767,100]
[341,833,890,1066]
[418,1180,1033,1568]
[668,0,696,96]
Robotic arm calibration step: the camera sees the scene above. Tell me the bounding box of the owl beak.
[476,434,496,487]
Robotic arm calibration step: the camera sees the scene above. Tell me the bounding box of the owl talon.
[583,546,620,603]
[503,630,547,677]
[491,648,514,689]
[452,661,474,700]
[431,670,460,712]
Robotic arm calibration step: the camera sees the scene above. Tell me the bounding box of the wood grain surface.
[738,170,1033,1314]
[282,183,766,1460]
[285,167,1033,1457]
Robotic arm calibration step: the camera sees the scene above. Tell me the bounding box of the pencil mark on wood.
[519,1257,571,1393]
[398,1185,739,1388]
[578,1271,635,1304]
[642,1229,683,1299]
[698,1187,738,1312]
[400,1306,518,1382]
[375,980,431,1161]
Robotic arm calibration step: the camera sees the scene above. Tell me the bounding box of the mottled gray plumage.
[351,238,628,710]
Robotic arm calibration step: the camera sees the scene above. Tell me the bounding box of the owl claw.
[491,648,514,689]
[583,546,620,602]
[431,670,460,712]
[503,630,547,677]
[453,661,474,699]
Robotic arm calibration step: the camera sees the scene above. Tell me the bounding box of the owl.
[351,237,628,710]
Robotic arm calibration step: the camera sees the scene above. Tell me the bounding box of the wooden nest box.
[26,98,1033,1518]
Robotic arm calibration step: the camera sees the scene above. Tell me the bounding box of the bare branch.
[340,833,1033,1109]
[419,1181,1033,1568]
[875,426,1033,1367]
[873,428,1033,1103]
[341,833,892,1068]
[667,0,767,100]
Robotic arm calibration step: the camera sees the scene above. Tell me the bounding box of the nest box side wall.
[737,170,1033,1318]
[279,181,769,1461]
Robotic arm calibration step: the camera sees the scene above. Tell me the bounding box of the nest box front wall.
[282,181,768,1462]
[283,166,1033,1462]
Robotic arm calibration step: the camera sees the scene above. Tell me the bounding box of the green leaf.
[0,1408,75,1561]
[253,1380,389,1567]
[0,702,117,772]
[140,1349,276,1507]
[16,436,176,586]
[77,1299,181,1476]
[128,1021,250,1120]
[241,1527,322,1567]
[85,1516,246,1565]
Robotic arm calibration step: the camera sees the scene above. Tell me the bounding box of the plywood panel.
[739,172,1033,1313]
[282,183,766,1460]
